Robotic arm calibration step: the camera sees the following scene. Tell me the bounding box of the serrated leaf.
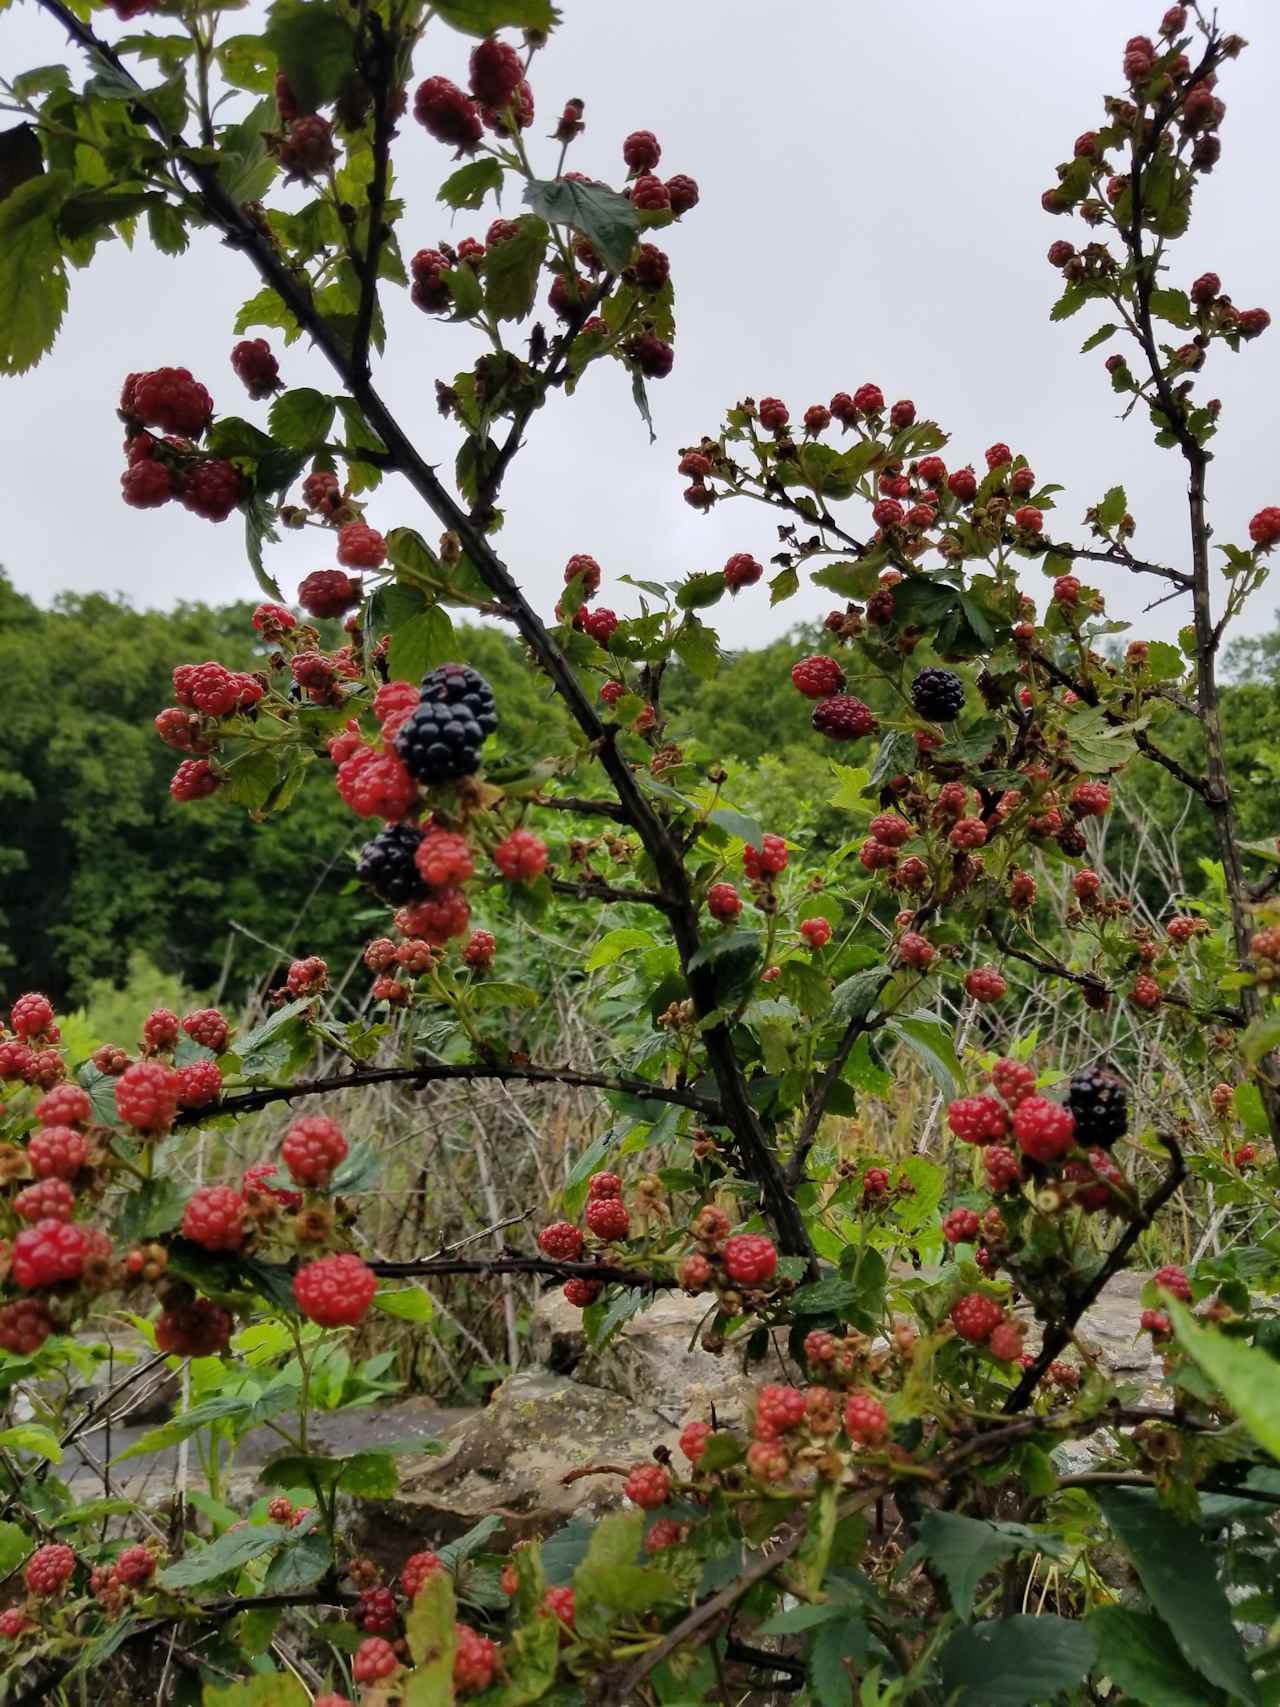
[1080,322,1119,352]
[388,604,455,683]
[1150,286,1193,329]
[675,570,726,611]
[158,1521,289,1588]
[941,1615,1095,1706]
[809,1617,864,1707]
[1089,1606,1225,1707]
[482,214,548,322]
[146,202,188,255]
[1096,484,1128,529]
[438,158,505,210]
[0,1424,61,1463]
[263,0,357,114]
[0,172,70,375]
[433,0,559,35]
[888,1013,959,1097]
[263,1532,331,1592]
[1168,1300,1280,1460]
[1095,1486,1259,1703]
[810,560,882,599]
[707,808,763,850]
[917,1512,1049,1619]
[372,1286,436,1323]
[523,175,638,272]
[268,387,335,449]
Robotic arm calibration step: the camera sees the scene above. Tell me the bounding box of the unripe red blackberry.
[1012,504,1043,534]
[679,1252,712,1291]
[334,748,416,823]
[14,1218,92,1287]
[299,569,361,620]
[494,828,548,882]
[1130,974,1162,1010]
[722,1232,777,1285]
[14,1177,75,1223]
[889,399,915,430]
[581,606,620,646]
[353,1636,400,1685]
[723,552,763,591]
[942,1206,980,1245]
[230,337,280,399]
[950,1292,1004,1344]
[1248,508,1280,549]
[1141,1307,1172,1339]
[756,1383,807,1435]
[336,521,386,570]
[115,1059,180,1134]
[294,1251,378,1325]
[896,931,934,971]
[622,129,661,173]
[1013,1095,1075,1163]
[631,242,669,290]
[948,467,977,501]
[182,1008,229,1054]
[707,882,742,921]
[947,1095,1007,1144]
[1154,1263,1192,1303]
[0,1298,54,1355]
[413,76,482,150]
[183,1184,248,1251]
[622,331,672,378]
[684,482,715,510]
[468,36,524,106]
[757,397,789,433]
[843,1391,889,1446]
[678,450,712,479]
[1054,574,1082,605]
[461,928,495,968]
[302,469,343,514]
[624,1462,671,1509]
[629,173,670,211]
[563,1276,602,1307]
[282,1114,348,1186]
[154,1296,234,1356]
[743,834,787,879]
[122,459,176,508]
[964,967,1007,1003]
[851,383,883,414]
[397,888,471,944]
[812,695,876,741]
[803,403,831,435]
[790,654,845,699]
[585,1194,630,1241]
[176,1058,222,1109]
[279,114,337,180]
[124,367,213,437]
[401,1550,443,1601]
[665,174,699,215]
[537,1221,583,1261]
[800,917,832,949]
[872,497,903,529]
[141,1007,180,1054]
[25,1543,76,1596]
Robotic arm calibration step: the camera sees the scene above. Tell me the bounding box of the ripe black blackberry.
[395,663,498,785]
[910,668,965,722]
[356,824,427,904]
[1065,1066,1128,1147]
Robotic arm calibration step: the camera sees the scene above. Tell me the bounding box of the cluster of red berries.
[118,367,248,522]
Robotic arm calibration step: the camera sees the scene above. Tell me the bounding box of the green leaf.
[585,928,655,971]
[1168,1300,1280,1460]
[388,604,455,683]
[675,571,726,611]
[917,1511,1045,1619]
[268,387,335,450]
[201,1675,310,1707]
[708,808,763,850]
[58,188,156,240]
[113,1395,257,1463]
[263,1532,331,1593]
[829,969,885,1026]
[810,560,882,600]
[0,172,70,375]
[1150,286,1193,329]
[158,1521,289,1588]
[1089,1606,1226,1707]
[673,613,718,678]
[470,980,540,1011]
[263,0,357,113]
[218,34,278,94]
[941,1615,1096,1706]
[438,158,505,210]
[1096,485,1128,529]
[433,0,559,34]
[0,1521,28,1575]
[235,286,301,344]
[0,1423,60,1463]
[523,176,638,272]
[687,929,763,1006]
[111,1176,189,1244]
[1095,1486,1259,1703]
[574,1512,677,1613]
[888,1014,960,1098]
[1080,322,1119,352]
[404,1567,456,1699]
[147,202,189,256]
[809,1618,864,1707]
[482,215,548,322]
[1144,639,1186,683]
[372,1286,436,1323]
[1050,282,1090,321]
[338,1450,400,1497]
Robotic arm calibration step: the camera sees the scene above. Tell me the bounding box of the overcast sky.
[4,0,1277,651]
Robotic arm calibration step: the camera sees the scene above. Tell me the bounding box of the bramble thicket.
[2,2,1280,1704]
